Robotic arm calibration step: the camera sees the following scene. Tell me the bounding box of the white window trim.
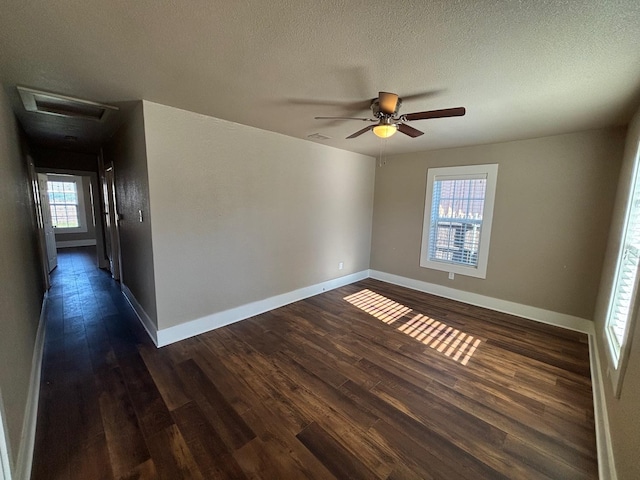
[46,174,88,234]
[0,389,11,480]
[420,164,499,279]
[604,149,640,398]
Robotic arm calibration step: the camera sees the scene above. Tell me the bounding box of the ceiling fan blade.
[314,116,374,121]
[404,107,466,121]
[378,92,399,115]
[346,125,375,139]
[288,99,372,111]
[397,123,424,138]
[400,90,443,102]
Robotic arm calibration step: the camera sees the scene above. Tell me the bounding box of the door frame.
[106,164,123,281]
[36,168,108,270]
[99,152,123,282]
[26,155,51,290]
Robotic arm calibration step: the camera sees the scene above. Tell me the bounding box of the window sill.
[420,258,488,279]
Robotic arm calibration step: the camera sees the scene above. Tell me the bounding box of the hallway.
[32,247,154,479]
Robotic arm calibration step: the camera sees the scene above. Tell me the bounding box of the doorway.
[35,168,109,273]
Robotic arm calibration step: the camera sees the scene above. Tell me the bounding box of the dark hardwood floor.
[32,247,597,479]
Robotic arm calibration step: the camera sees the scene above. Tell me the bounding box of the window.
[420,164,498,278]
[605,150,640,395]
[46,174,87,233]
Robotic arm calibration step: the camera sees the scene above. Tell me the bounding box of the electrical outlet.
[448,272,455,280]
[338,262,344,270]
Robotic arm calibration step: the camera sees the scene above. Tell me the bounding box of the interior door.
[37,173,57,272]
[103,165,121,280]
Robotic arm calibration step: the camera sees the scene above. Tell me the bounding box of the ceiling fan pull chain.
[378,137,388,167]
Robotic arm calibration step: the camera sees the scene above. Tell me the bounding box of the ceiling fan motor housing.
[371,98,402,118]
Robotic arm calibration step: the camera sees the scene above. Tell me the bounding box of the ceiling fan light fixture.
[373,124,397,139]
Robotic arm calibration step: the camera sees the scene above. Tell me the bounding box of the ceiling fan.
[314,91,465,139]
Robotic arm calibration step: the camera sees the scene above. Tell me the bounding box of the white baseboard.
[55,239,97,248]
[12,293,48,480]
[589,336,617,480]
[369,270,594,334]
[156,270,369,347]
[121,284,158,347]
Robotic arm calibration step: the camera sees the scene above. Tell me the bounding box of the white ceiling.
[1,0,639,156]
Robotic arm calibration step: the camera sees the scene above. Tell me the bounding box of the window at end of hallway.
[46,174,87,233]
[420,164,498,279]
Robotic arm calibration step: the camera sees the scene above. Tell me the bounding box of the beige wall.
[0,88,45,470]
[593,107,640,479]
[142,101,375,330]
[105,102,158,324]
[371,128,625,319]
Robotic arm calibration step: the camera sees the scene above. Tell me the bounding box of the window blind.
[428,175,487,268]
[607,171,640,362]
[47,180,80,228]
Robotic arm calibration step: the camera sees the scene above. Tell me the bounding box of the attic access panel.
[17,86,118,121]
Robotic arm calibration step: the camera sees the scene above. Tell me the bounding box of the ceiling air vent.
[17,86,118,121]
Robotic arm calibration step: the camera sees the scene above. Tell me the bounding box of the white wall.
[142,101,376,330]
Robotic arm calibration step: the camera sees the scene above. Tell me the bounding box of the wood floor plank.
[198,334,312,435]
[381,355,597,466]
[118,458,158,480]
[241,403,336,480]
[269,318,380,389]
[232,437,290,479]
[69,434,114,480]
[370,418,480,480]
[118,352,174,437]
[296,421,380,480]
[138,343,191,411]
[85,319,119,375]
[98,366,152,479]
[191,337,257,414]
[176,358,256,450]
[339,379,512,480]
[503,434,593,480]
[274,350,379,428]
[145,424,205,480]
[31,383,70,480]
[65,376,104,447]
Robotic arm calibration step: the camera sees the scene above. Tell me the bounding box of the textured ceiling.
[1,0,639,156]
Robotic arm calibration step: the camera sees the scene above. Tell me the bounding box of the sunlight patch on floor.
[344,289,481,365]
[343,289,412,324]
